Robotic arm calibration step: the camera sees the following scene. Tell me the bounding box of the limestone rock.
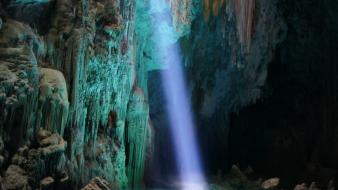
[168,0,197,36]
[39,133,60,147]
[37,128,67,156]
[9,129,67,188]
[294,183,308,190]
[39,68,68,105]
[2,165,31,190]
[37,68,69,136]
[37,128,52,142]
[81,177,111,190]
[40,177,54,189]
[261,178,280,189]
[0,18,42,141]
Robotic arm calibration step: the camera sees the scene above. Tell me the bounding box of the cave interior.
[0,0,337,189]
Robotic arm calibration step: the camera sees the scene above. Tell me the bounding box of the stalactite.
[228,0,255,49]
[203,0,225,21]
[202,0,255,48]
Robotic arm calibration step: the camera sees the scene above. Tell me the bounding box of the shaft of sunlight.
[149,0,207,189]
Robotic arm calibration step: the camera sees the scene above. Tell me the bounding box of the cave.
[0,0,337,189]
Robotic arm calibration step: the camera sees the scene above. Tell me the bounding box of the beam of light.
[149,1,207,189]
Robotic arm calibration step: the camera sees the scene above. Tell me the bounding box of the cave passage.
[149,0,207,189]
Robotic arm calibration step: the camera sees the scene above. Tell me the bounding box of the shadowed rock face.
[228,0,338,188]
[149,0,338,189]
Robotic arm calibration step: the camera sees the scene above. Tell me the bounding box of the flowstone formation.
[0,18,41,145]
[0,0,151,189]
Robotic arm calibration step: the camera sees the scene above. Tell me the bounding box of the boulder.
[261,178,280,189]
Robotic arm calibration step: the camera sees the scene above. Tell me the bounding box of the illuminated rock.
[0,18,41,143]
[37,68,69,136]
[81,177,111,190]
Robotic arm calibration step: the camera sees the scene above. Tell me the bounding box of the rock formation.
[0,0,337,189]
[0,0,150,188]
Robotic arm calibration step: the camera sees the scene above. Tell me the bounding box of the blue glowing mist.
[149,1,207,189]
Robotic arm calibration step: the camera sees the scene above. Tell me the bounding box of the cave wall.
[229,0,338,187]
[177,0,338,187]
[0,0,152,189]
[0,0,199,188]
[144,0,338,187]
[147,0,286,176]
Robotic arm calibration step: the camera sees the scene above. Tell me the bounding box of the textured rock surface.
[2,165,30,190]
[6,128,68,189]
[81,177,112,190]
[0,18,41,146]
[0,0,150,188]
[1,0,337,189]
[38,68,69,136]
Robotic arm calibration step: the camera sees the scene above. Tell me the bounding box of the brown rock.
[2,165,31,190]
[39,133,60,147]
[81,177,111,190]
[37,128,52,142]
